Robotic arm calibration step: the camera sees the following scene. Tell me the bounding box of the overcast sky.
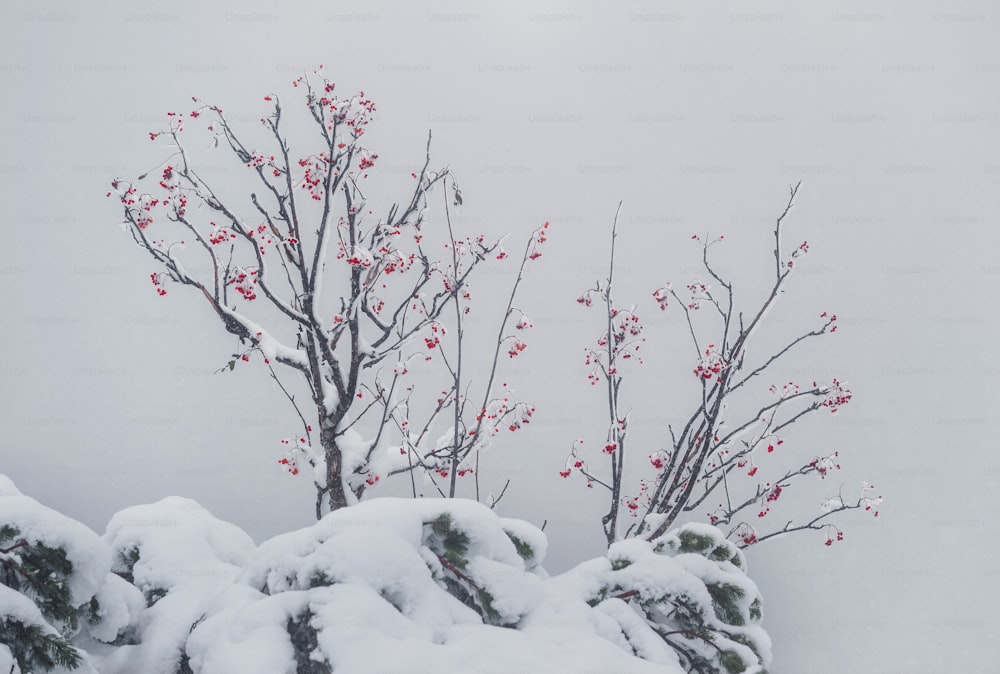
[2,2,998,671]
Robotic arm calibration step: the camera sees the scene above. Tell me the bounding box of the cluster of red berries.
[824,529,845,546]
[158,165,174,189]
[559,439,587,478]
[277,457,299,476]
[470,387,534,439]
[135,197,158,229]
[623,479,656,517]
[298,154,329,201]
[737,525,758,546]
[652,286,670,311]
[277,428,314,477]
[424,324,445,350]
[345,93,377,138]
[226,267,259,301]
[612,308,643,340]
[693,344,727,381]
[685,281,709,310]
[160,112,187,134]
[292,70,376,137]
[208,221,237,245]
[582,307,645,383]
[527,222,549,260]
[559,446,587,479]
[770,381,801,398]
[335,242,372,268]
[757,483,784,518]
[392,354,419,377]
[860,481,882,517]
[150,273,167,296]
[429,466,470,480]
[507,340,527,358]
[503,402,535,433]
[821,378,852,412]
[787,240,810,268]
[649,451,668,470]
[246,152,275,169]
[381,249,415,275]
[151,165,188,218]
[819,311,839,333]
[109,180,136,202]
[808,451,841,478]
[330,91,373,137]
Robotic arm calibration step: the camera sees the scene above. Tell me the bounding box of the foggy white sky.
[1,2,998,671]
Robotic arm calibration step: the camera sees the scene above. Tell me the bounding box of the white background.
[1,2,998,671]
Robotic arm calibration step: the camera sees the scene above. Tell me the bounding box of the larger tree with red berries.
[110,67,545,517]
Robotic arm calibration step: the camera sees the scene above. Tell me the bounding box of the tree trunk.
[321,426,349,513]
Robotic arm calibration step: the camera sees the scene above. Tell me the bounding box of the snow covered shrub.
[171,497,675,674]
[2,478,773,673]
[98,497,256,674]
[0,476,143,673]
[577,523,770,674]
[93,496,552,673]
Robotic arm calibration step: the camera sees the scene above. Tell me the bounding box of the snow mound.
[104,496,256,601]
[85,573,146,644]
[0,474,21,497]
[97,497,258,674]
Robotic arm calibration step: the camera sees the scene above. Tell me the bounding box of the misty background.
[1,2,998,671]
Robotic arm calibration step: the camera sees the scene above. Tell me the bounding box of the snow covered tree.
[566,187,882,548]
[0,524,83,671]
[585,523,771,673]
[0,584,81,673]
[0,477,143,674]
[109,66,545,517]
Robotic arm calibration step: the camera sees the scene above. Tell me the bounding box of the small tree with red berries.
[110,67,545,518]
[566,185,881,548]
